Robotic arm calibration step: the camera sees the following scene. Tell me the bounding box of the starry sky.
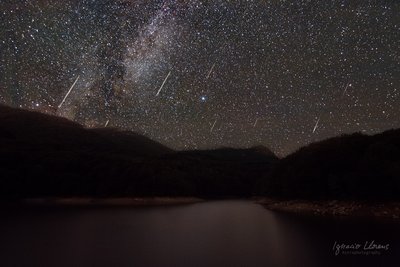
[1,0,399,156]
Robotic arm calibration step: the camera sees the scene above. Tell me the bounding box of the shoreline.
[3,197,400,221]
[254,198,400,220]
[16,197,204,207]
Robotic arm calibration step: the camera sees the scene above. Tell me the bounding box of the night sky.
[1,0,399,156]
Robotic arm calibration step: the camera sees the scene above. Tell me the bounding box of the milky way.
[1,0,399,155]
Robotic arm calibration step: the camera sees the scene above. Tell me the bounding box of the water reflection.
[0,200,399,267]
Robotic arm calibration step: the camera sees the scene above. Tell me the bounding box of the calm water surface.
[1,200,399,267]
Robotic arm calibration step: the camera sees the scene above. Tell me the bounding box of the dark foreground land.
[1,105,400,218]
[256,198,400,220]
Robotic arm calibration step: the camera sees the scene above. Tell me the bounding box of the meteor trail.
[342,82,351,97]
[253,118,259,127]
[206,63,216,79]
[210,119,217,132]
[312,117,320,133]
[58,75,80,108]
[105,120,110,127]
[156,71,171,96]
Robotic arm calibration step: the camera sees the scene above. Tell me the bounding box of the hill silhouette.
[177,146,276,163]
[261,129,400,200]
[0,105,277,199]
[0,105,172,158]
[1,105,399,201]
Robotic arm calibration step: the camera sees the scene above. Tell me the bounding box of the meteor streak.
[58,75,80,108]
[253,118,259,127]
[342,82,351,97]
[312,117,320,133]
[206,63,216,79]
[156,71,171,96]
[210,119,217,132]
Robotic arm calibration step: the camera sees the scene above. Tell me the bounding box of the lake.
[1,200,399,267]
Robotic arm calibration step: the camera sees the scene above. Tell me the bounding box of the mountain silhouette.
[0,105,277,199]
[0,105,172,158]
[262,129,400,200]
[1,105,399,201]
[177,146,276,163]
